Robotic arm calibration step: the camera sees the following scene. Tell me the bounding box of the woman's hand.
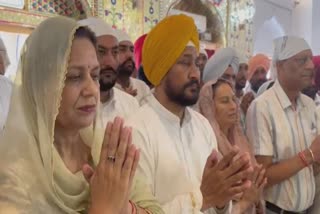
[82,117,140,214]
[238,164,267,213]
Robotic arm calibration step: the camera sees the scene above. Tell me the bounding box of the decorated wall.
[0,0,161,41]
[227,0,254,61]
[0,0,255,60]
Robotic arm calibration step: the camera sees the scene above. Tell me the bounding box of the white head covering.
[199,48,208,58]
[78,17,117,38]
[257,80,275,97]
[0,37,10,70]
[271,36,311,79]
[239,54,248,64]
[116,29,131,43]
[202,47,239,83]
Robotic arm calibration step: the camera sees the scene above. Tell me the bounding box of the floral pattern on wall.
[227,0,255,60]
[103,0,160,41]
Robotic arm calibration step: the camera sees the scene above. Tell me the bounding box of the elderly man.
[0,37,12,131]
[78,18,139,126]
[115,30,150,103]
[202,47,239,87]
[245,54,270,97]
[246,36,320,213]
[127,14,253,214]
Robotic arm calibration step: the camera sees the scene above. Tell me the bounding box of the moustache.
[101,67,116,74]
[184,80,200,90]
[121,58,135,67]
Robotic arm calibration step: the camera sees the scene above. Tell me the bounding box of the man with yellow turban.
[245,53,270,97]
[127,14,254,213]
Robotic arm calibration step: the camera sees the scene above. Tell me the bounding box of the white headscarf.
[78,17,117,38]
[199,48,208,58]
[0,37,10,70]
[202,47,239,83]
[116,29,131,43]
[271,36,311,79]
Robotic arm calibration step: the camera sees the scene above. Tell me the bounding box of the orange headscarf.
[248,54,270,80]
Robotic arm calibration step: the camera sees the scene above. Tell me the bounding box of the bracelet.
[308,148,315,163]
[298,152,309,167]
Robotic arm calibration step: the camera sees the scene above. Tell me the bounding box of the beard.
[251,79,267,93]
[118,58,135,77]
[165,79,200,106]
[99,67,117,92]
[235,81,245,90]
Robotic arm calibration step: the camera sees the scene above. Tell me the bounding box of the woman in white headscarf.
[0,16,163,214]
[199,54,267,213]
[202,47,239,86]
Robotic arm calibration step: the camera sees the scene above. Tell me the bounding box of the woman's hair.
[74,26,97,48]
[211,78,233,98]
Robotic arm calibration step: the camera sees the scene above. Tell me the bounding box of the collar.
[148,94,192,126]
[101,88,116,107]
[273,80,305,110]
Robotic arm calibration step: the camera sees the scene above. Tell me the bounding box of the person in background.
[235,62,248,99]
[128,14,253,213]
[134,34,153,89]
[234,61,254,130]
[78,18,139,125]
[245,54,270,97]
[0,16,164,214]
[202,47,239,87]
[247,36,320,214]
[134,34,147,75]
[196,48,208,85]
[0,37,12,131]
[115,30,150,103]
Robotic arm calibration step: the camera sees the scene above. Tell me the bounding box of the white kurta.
[115,77,150,104]
[127,95,229,214]
[0,75,12,131]
[101,87,139,127]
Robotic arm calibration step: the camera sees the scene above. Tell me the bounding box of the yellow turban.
[142,14,200,86]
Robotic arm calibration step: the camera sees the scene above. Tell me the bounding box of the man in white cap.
[115,29,150,103]
[78,18,139,126]
[0,37,13,131]
[246,36,320,213]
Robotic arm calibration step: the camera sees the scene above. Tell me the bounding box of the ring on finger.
[107,155,116,163]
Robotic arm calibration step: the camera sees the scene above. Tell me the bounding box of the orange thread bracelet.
[298,152,309,167]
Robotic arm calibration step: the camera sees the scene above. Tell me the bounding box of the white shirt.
[0,75,12,130]
[115,77,150,104]
[314,94,320,106]
[246,80,320,211]
[101,87,139,127]
[127,95,228,214]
